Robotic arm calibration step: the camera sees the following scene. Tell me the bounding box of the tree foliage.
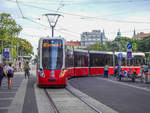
[0,13,33,60]
[89,36,144,52]
[137,36,150,52]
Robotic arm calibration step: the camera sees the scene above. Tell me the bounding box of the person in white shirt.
[104,64,109,78]
[7,63,14,89]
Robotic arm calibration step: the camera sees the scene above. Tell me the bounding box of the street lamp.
[44,13,62,37]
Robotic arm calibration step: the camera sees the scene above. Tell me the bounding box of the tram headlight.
[39,69,45,78]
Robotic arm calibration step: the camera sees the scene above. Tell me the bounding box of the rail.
[66,87,102,113]
[44,89,60,113]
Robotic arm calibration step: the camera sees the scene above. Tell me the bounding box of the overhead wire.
[15,0,24,18]
[6,0,150,39]
[11,0,150,5]
[8,0,150,24]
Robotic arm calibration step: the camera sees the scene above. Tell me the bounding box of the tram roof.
[73,49,113,54]
[115,52,145,57]
[73,49,88,53]
[39,36,65,41]
[89,51,113,54]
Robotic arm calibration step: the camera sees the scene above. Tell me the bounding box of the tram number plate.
[48,79,56,82]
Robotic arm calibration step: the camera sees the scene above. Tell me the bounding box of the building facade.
[81,30,108,47]
[132,31,150,39]
[66,41,81,47]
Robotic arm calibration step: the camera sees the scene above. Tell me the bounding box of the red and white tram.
[37,37,146,86]
[66,49,146,79]
[37,37,67,87]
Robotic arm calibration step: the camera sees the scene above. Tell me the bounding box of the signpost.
[118,53,123,60]
[118,52,123,70]
[126,43,132,66]
[126,43,132,49]
[132,43,137,51]
[127,51,132,59]
[4,48,9,59]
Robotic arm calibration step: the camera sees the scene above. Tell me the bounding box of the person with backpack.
[0,63,4,87]
[7,63,14,89]
[23,61,30,79]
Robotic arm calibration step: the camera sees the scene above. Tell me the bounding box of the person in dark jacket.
[0,63,4,87]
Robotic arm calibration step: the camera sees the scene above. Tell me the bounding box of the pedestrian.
[0,63,4,87]
[104,64,109,78]
[3,62,8,77]
[117,64,120,78]
[124,69,127,77]
[140,65,144,77]
[7,63,14,89]
[143,63,148,73]
[23,61,30,79]
[133,69,137,77]
[119,69,124,81]
[19,61,22,72]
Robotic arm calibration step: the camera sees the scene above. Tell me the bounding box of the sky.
[0,0,150,55]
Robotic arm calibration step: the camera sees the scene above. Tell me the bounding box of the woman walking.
[0,63,4,87]
[7,63,14,89]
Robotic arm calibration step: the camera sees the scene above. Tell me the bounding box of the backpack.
[8,69,13,75]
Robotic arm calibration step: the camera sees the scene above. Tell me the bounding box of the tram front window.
[42,39,63,70]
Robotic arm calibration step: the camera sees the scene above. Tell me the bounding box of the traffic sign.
[132,43,137,50]
[118,53,123,60]
[127,51,132,59]
[126,43,132,49]
[4,51,9,59]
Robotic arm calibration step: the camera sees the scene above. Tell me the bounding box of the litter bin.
[144,69,150,83]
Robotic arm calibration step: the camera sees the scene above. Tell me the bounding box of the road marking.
[99,78,150,92]
[0,98,13,100]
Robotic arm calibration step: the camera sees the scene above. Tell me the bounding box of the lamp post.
[16,32,19,62]
[44,13,62,37]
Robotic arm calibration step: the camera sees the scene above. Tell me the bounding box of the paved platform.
[0,69,38,113]
[0,72,25,113]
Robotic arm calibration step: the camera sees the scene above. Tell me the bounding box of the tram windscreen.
[42,39,63,70]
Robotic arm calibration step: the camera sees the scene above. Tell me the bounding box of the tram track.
[44,86,102,113]
[44,88,60,113]
[65,87,102,113]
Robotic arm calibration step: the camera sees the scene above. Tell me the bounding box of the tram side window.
[66,51,73,67]
[74,52,88,67]
[90,53,105,67]
[104,54,113,66]
[127,56,145,66]
[134,56,145,66]
[121,58,126,66]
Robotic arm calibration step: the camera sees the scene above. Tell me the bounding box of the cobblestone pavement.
[0,72,24,113]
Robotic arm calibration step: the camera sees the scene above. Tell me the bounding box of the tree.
[89,42,101,51]
[137,36,150,52]
[0,13,22,39]
[0,13,33,60]
[18,38,34,56]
